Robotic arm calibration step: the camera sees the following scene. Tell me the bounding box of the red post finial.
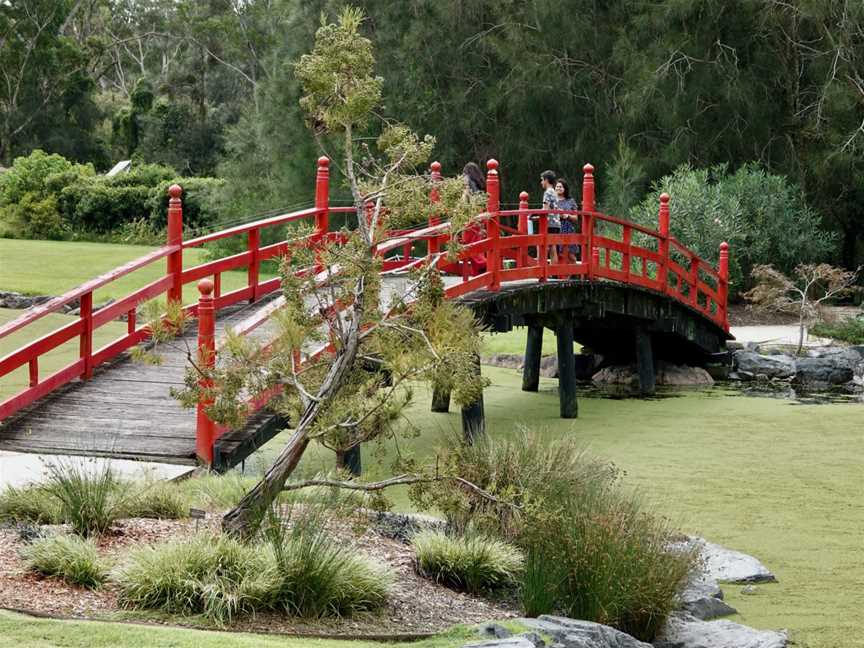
[486,159,500,213]
[518,191,530,235]
[195,277,217,465]
[198,278,214,297]
[719,242,729,278]
[430,160,442,176]
[429,161,442,204]
[581,163,595,212]
[167,185,184,303]
[315,156,330,234]
[658,192,670,237]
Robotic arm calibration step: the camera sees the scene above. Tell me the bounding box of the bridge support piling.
[461,354,485,443]
[556,323,578,418]
[635,326,656,396]
[337,446,362,476]
[522,323,543,392]
[431,383,451,412]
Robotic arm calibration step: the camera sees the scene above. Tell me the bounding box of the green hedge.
[0,151,223,240]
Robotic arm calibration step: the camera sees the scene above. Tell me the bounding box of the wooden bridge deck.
[0,300,279,465]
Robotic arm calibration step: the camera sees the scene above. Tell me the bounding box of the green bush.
[43,460,125,537]
[22,534,108,588]
[413,431,694,641]
[811,316,864,344]
[0,484,62,524]
[412,530,523,593]
[627,163,836,295]
[147,176,225,230]
[60,180,153,232]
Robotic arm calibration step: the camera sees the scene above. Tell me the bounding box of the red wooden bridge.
[0,158,731,470]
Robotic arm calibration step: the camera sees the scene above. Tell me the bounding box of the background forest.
[3,0,864,276]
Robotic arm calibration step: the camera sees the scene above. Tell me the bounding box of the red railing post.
[315,156,330,235]
[195,278,217,466]
[689,256,699,307]
[429,161,442,256]
[622,225,632,281]
[167,184,184,304]
[80,292,93,380]
[28,358,38,388]
[719,241,729,330]
[582,163,595,279]
[248,228,260,303]
[658,193,670,294]
[539,213,549,283]
[486,159,500,290]
[518,191,529,268]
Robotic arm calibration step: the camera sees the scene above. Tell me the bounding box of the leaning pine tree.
[174,7,489,539]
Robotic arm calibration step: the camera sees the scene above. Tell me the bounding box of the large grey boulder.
[794,357,853,385]
[679,574,736,620]
[732,351,796,379]
[687,537,777,583]
[592,363,713,387]
[517,616,652,648]
[653,613,787,648]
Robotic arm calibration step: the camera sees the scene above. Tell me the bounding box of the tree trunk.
[222,276,366,540]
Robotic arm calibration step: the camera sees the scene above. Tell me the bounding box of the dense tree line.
[3,0,863,266]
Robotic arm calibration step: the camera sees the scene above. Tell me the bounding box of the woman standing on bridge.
[556,179,580,264]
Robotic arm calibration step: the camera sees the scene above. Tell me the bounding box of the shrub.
[176,473,258,511]
[413,431,695,641]
[627,163,836,295]
[122,481,189,520]
[43,460,125,537]
[0,484,62,524]
[147,176,225,230]
[115,533,269,625]
[22,534,107,588]
[812,315,864,344]
[412,530,523,593]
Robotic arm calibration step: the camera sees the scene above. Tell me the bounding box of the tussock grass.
[122,481,189,519]
[0,484,62,524]
[43,460,125,537]
[116,504,391,625]
[22,534,108,588]
[412,530,523,593]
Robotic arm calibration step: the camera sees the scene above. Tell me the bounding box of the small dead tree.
[172,7,489,539]
[744,263,860,354]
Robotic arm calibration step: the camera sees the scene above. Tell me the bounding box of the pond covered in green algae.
[251,365,864,648]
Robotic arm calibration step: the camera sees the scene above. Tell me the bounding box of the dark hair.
[541,170,556,185]
[463,162,486,193]
[555,178,571,199]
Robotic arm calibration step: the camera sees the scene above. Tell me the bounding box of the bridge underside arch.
[459,280,731,365]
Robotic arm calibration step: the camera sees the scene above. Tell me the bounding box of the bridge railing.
[0,154,729,466]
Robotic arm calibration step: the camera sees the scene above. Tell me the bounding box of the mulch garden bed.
[0,514,517,637]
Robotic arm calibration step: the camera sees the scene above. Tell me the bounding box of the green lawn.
[248,365,863,648]
[0,238,272,305]
[0,610,476,648]
[0,238,273,402]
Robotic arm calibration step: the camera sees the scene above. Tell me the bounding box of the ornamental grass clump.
[0,484,62,524]
[43,459,126,537]
[412,530,523,593]
[23,534,108,588]
[258,504,391,618]
[413,430,695,641]
[115,533,270,625]
[122,481,189,519]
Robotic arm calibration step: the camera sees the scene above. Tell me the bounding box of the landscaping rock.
[540,355,558,378]
[0,290,52,309]
[732,351,796,379]
[464,639,537,648]
[679,574,736,620]
[794,357,853,385]
[592,363,713,387]
[687,537,777,583]
[653,613,787,648]
[368,510,446,542]
[517,632,547,647]
[517,615,652,647]
[479,623,513,640]
[483,353,524,371]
